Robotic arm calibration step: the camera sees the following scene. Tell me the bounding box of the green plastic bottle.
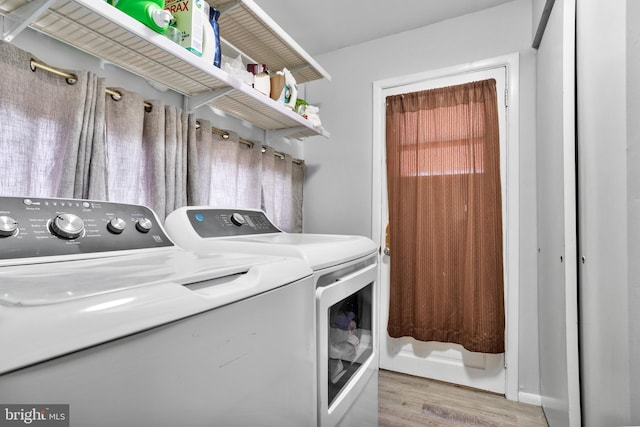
[108,0,172,34]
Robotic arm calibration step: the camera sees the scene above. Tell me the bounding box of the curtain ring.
[107,88,122,102]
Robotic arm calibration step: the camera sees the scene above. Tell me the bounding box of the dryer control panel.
[0,197,173,259]
[186,208,281,237]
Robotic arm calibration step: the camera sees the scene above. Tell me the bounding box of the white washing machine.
[0,197,316,427]
[164,207,379,427]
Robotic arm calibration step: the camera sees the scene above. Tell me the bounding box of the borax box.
[165,0,204,56]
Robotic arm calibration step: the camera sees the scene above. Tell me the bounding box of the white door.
[537,0,581,424]
[373,56,519,398]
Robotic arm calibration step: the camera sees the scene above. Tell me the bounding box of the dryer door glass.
[327,282,373,405]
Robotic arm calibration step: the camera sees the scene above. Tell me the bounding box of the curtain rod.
[30,59,303,166]
[30,59,153,110]
[207,124,255,148]
[198,122,303,165]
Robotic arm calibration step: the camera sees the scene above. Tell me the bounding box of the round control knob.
[135,217,153,233]
[107,217,127,234]
[230,213,246,226]
[51,213,85,239]
[0,216,18,237]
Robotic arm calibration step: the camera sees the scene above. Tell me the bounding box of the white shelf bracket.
[2,0,56,42]
[184,86,233,112]
[266,127,306,143]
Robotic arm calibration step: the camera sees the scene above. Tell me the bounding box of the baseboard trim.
[518,391,542,406]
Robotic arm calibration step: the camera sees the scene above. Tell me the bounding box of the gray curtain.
[103,89,196,220]
[0,41,304,228]
[261,147,304,232]
[291,160,304,232]
[104,87,146,204]
[157,105,196,219]
[74,75,108,200]
[194,121,262,209]
[0,41,105,198]
[194,122,304,232]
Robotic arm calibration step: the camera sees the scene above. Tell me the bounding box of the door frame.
[371,53,520,401]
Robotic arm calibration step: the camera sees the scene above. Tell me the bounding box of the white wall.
[303,0,541,397]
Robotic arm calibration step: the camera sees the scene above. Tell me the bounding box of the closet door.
[577,0,633,425]
[535,0,580,425]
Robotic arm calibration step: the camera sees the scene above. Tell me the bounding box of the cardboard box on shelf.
[164,0,204,56]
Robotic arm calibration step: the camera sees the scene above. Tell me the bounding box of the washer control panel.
[187,208,281,237]
[0,197,173,259]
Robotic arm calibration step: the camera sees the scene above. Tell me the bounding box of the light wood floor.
[378,370,548,426]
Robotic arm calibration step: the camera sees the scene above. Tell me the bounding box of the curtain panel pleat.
[104,87,146,205]
[103,91,194,220]
[194,124,262,210]
[291,160,304,233]
[194,124,303,231]
[0,41,304,231]
[76,75,108,201]
[261,147,304,232]
[385,79,505,354]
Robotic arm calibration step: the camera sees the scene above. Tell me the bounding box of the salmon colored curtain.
[385,79,504,354]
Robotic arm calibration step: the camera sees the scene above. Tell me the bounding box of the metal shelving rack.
[0,0,330,139]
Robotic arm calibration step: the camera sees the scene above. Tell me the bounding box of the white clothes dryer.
[0,197,316,427]
[164,207,379,427]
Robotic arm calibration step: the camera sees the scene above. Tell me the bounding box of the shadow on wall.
[304,163,321,180]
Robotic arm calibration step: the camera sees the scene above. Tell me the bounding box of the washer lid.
[0,247,293,306]
[0,250,313,375]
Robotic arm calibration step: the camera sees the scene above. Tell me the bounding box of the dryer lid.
[164,207,378,271]
[220,233,377,270]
